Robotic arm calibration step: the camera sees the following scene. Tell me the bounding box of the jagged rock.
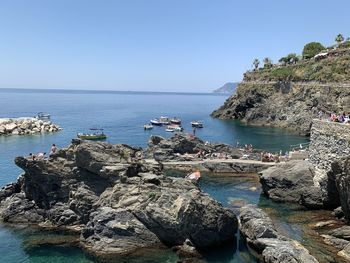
[239,205,319,263]
[259,160,323,208]
[332,207,344,219]
[146,133,242,161]
[0,140,238,259]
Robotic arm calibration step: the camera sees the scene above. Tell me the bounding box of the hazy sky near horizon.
[0,0,349,92]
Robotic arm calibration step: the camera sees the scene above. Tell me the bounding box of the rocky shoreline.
[0,139,237,261]
[239,205,319,262]
[0,117,61,135]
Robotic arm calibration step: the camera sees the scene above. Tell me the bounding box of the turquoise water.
[0,89,310,263]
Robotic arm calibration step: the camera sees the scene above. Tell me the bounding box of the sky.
[0,0,349,92]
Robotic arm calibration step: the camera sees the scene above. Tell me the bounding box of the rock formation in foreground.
[239,205,319,263]
[0,139,238,260]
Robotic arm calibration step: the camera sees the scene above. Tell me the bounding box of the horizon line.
[0,87,230,96]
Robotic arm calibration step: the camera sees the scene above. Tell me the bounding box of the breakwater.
[0,118,61,136]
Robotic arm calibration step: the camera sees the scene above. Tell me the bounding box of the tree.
[263,57,273,69]
[279,53,299,65]
[286,53,299,64]
[253,58,260,71]
[335,33,344,45]
[302,42,325,59]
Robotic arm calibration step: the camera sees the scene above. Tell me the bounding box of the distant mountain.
[213,82,239,94]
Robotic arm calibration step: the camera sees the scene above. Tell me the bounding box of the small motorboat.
[170,117,181,125]
[144,124,154,130]
[167,125,183,132]
[35,112,51,120]
[165,128,175,132]
[150,116,170,126]
[191,121,203,128]
[186,170,201,181]
[77,128,107,140]
[159,116,170,125]
[150,119,162,126]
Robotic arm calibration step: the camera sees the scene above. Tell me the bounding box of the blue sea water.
[0,89,310,263]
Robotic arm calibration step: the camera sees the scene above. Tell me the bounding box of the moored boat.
[77,128,107,140]
[150,116,171,126]
[170,117,181,125]
[150,119,162,126]
[167,125,183,132]
[191,121,204,128]
[143,124,154,130]
[35,112,51,120]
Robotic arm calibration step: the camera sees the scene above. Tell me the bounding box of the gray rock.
[0,140,238,260]
[239,205,318,263]
[259,160,323,208]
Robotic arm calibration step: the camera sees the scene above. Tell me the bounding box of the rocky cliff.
[0,139,238,260]
[212,48,350,135]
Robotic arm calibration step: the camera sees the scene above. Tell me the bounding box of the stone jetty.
[0,117,61,135]
[0,139,238,260]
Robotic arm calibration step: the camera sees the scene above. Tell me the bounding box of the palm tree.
[335,34,344,46]
[253,59,260,71]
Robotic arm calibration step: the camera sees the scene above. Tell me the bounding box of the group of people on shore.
[260,151,288,163]
[28,144,58,161]
[329,112,350,123]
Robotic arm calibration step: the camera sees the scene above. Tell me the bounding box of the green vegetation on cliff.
[245,46,350,82]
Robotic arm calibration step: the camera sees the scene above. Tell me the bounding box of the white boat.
[170,117,181,125]
[35,112,51,120]
[159,116,170,125]
[191,121,203,128]
[150,116,170,126]
[167,125,183,132]
[166,128,175,132]
[143,124,153,130]
[150,119,162,126]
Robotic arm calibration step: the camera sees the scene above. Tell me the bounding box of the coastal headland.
[212,45,350,136]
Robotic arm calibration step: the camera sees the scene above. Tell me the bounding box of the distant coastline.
[0,87,227,96]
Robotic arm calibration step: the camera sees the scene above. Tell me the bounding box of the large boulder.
[0,140,238,259]
[259,160,323,208]
[239,205,319,263]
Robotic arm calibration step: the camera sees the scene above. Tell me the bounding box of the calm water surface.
[0,89,310,263]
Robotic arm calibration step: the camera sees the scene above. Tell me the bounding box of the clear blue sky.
[0,0,349,92]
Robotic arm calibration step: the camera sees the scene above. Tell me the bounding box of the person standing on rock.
[50,144,57,155]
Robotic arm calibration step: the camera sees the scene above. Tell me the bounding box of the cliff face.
[212,48,350,135]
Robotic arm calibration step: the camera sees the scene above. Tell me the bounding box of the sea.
[0,88,311,263]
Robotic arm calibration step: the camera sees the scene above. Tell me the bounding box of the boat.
[159,116,170,125]
[167,125,183,132]
[77,128,107,140]
[170,117,181,125]
[150,116,170,126]
[165,128,175,132]
[35,112,51,120]
[191,121,204,128]
[143,124,154,130]
[186,170,201,181]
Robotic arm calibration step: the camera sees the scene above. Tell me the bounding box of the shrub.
[302,42,325,59]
